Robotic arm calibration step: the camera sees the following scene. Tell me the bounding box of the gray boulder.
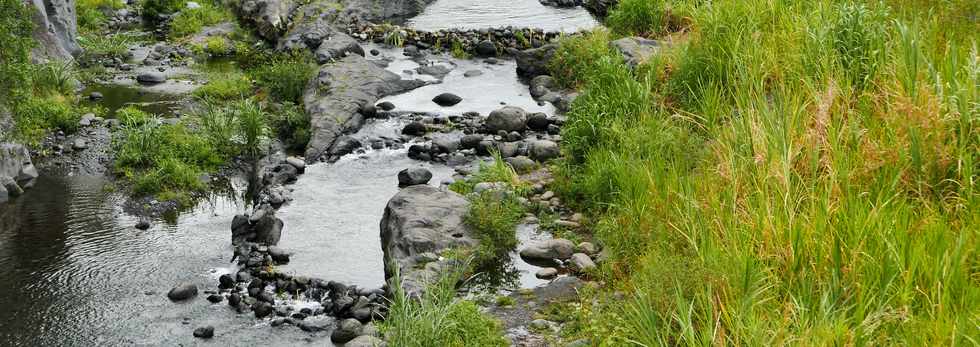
[0,143,38,203]
[514,44,557,79]
[505,156,536,173]
[397,168,433,186]
[535,267,559,279]
[380,185,475,297]
[486,106,527,133]
[528,140,559,161]
[569,253,597,273]
[28,0,80,60]
[611,37,661,69]
[167,283,198,301]
[519,238,576,262]
[346,335,386,347]
[315,32,365,64]
[303,55,424,162]
[236,0,297,41]
[331,318,363,344]
[526,112,550,131]
[136,72,166,84]
[475,40,497,57]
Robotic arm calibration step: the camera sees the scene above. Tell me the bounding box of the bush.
[193,72,252,101]
[29,62,79,97]
[141,0,184,20]
[250,55,317,103]
[465,191,525,268]
[114,119,224,197]
[232,98,269,157]
[77,0,124,32]
[12,96,81,144]
[168,1,231,39]
[78,33,132,61]
[605,0,668,36]
[0,0,35,102]
[271,102,310,150]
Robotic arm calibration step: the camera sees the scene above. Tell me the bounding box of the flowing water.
[408,0,598,33]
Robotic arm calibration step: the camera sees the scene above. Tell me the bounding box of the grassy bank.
[552,0,977,345]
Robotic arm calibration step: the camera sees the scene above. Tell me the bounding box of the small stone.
[228,293,241,307]
[432,93,463,107]
[136,72,166,84]
[569,253,597,273]
[166,283,198,301]
[476,40,497,57]
[401,122,426,136]
[463,69,483,77]
[529,319,553,331]
[192,326,213,338]
[535,267,559,279]
[529,140,559,161]
[577,242,597,255]
[71,139,88,150]
[206,294,223,303]
[285,157,306,173]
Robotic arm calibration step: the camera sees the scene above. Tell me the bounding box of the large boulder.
[528,140,560,161]
[519,238,576,262]
[28,0,80,60]
[0,143,38,203]
[397,168,433,186]
[314,32,365,64]
[236,0,298,41]
[303,55,424,162]
[330,318,363,344]
[514,44,557,79]
[167,283,199,301]
[584,0,618,17]
[611,37,661,69]
[485,106,527,133]
[380,185,475,297]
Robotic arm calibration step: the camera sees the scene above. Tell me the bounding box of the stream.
[0,1,591,345]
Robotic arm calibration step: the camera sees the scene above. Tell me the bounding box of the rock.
[28,0,80,60]
[463,69,483,77]
[533,276,583,302]
[526,112,550,131]
[360,104,377,118]
[346,335,385,347]
[431,136,459,153]
[505,156,536,173]
[381,185,475,297]
[167,283,198,301]
[486,106,527,133]
[268,246,290,263]
[135,219,151,230]
[475,40,497,57]
[459,134,484,149]
[402,45,419,56]
[398,168,433,186]
[569,253,597,272]
[577,242,597,255]
[88,92,103,100]
[136,72,166,84]
[285,157,306,173]
[529,140,559,161]
[237,0,295,41]
[192,326,213,338]
[228,293,241,307]
[298,318,334,332]
[315,32,365,64]
[535,267,559,279]
[611,37,661,69]
[473,182,507,193]
[303,55,424,161]
[253,302,274,318]
[529,319,553,331]
[79,113,97,126]
[432,93,462,107]
[0,143,38,189]
[1,177,22,198]
[218,274,235,289]
[519,238,576,262]
[515,44,557,78]
[207,294,224,303]
[370,49,380,56]
[566,338,592,347]
[401,121,427,136]
[416,64,452,78]
[331,318,363,344]
[376,101,396,111]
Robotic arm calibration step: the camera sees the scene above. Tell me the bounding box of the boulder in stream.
[166,283,198,301]
[485,106,527,133]
[432,92,463,107]
[397,168,433,186]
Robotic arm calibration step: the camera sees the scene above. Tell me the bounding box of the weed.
[168,1,232,39]
[465,191,525,269]
[450,39,470,59]
[249,55,316,103]
[193,71,252,101]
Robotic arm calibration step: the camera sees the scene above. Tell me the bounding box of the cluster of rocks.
[520,237,601,277]
[348,23,568,58]
[33,113,115,176]
[0,144,39,203]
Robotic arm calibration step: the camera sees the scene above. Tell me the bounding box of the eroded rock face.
[237,0,298,41]
[380,185,475,297]
[0,143,39,203]
[303,55,424,162]
[29,0,80,61]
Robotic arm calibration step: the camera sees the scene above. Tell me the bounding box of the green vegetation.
[271,102,310,150]
[193,71,253,100]
[78,33,133,61]
[77,0,125,32]
[168,0,232,39]
[140,0,184,20]
[0,0,34,102]
[382,265,509,347]
[10,96,82,145]
[450,39,470,59]
[549,0,979,345]
[249,55,317,103]
[465,191,524,268]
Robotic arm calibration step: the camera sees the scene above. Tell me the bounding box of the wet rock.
[268,246,290,263]
[476,40,497,57]
[463,69,483,77]
[529,140,559,161]
[515,44,557,78]
[416,64,452,78]
[303,55,424,161]
[611,37,661,69]
[0,143,37,191]
[167,283,198,301]
[432,92,462,107]
[136,72,166,84]
[207,294,224,303]
[403,45,419,56]
[401,121,427,136]
[459,134,484,149]
[315,32,365,64]
[535,267,559,279]
[331,318,363,343]
[398,168,433,186]
[228,293,242,307]
[486,106,527,133]
[88,92,103,100]
[376,101,395,111]
[135,219,151,230]
[192,326,214,338]
[381,185,474,297]
[570,253,597,272]
[526,112,550,131]
[218,274,235,289]
[252,301,274,318]
[1,177,22,198]
[299,318,334,332]
[360,104,377,118]
[519,238,576,262]
[370,49,380,56]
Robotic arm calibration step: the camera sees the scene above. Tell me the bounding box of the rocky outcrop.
[611,37,661,69]
[302,55,423,161]
[236,0,298,41]
[0,143,39,203]
[380,185,475,297]
[514,43,557,79]
[29,0,80,60]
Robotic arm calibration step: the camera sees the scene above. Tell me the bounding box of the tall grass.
[249,55,317,103]
[553,0,979,345]
[167,0,232,39]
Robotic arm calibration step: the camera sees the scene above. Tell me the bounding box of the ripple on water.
[407,0,599,33]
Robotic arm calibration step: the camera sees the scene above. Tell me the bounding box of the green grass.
[271,101,310,151]
[167,0,232,39]
[605,0,670,37]
[11,96,82,145]
[548,0,979,345]
[382,263,509,347]
[464,191,525,268]
[0,0,34,102]
[78,33,132,61]
[249,55,317,103]
[193,71,252,101]
[140,0,184,20]
[77,0,124,32]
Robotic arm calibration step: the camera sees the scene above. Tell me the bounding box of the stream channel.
[0,1,597,345]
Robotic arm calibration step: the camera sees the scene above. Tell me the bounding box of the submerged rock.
[166,283,198,301]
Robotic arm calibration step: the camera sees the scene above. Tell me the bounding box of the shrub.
[78,33,132,61]
[0,0,34,102]
[12,96,81,144]
[271,102,310,150]
[168,1,231,39]
[232,98,269,157]
[465,191,525,268]
[29,62,79,97]
[77,0,124,32]
[141,0,184,20]
[193,72,252,100]
[249,55,317,103]
[605,0,668,36]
